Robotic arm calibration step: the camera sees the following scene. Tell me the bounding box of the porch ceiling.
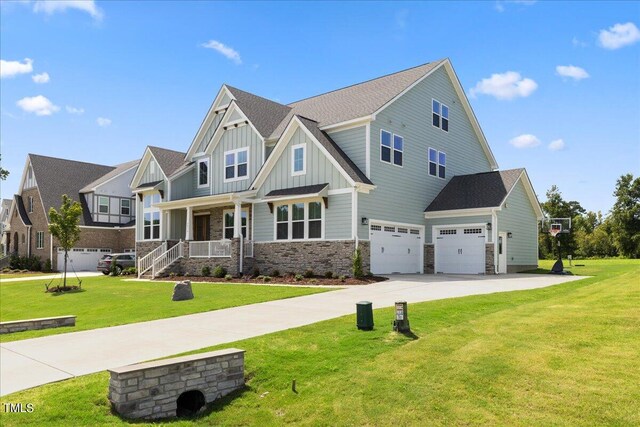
[153,190,257,210]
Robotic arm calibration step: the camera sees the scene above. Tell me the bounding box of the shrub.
[303,269,314,278]
[169,272,177,278]
[324,271,334,279]
[201,266,211,277]
[271,269,280,277]
[9,255,42,271]
[110,259,119,276]
[365,271,373,277]
[251,267,260,278]
[352,248,363,278]
[213,265,227,278]
[309,278,318,284]
[122,267,137,276]
[43,258,52,273]
[225,274,233,281]
[263,275,271,283]
[294,274,304,282]
[339,275,347,282]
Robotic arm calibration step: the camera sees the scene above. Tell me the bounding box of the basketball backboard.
[540,217,571,234]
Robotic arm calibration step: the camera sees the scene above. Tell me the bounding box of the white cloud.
[1,58,33,78]
[201,40,242,64]
[16,95,60,116]
[556,65,589,81]
[32,72,50,83]
[572,37,588,48]
[598,22,640,49]
[495,0,536,12]
[548,139,565,151]
[96,117,112,127]
[66,105,84,115]
[469,71,538,100]
[33,0,103,20]
[509,134,541,149]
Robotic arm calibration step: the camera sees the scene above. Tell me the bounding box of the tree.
[609,174,640,258]
[0,154,9,181]
[48,195,83,289]
[539,185,585,259]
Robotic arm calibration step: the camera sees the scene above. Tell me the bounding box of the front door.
[498,232,507,274]
[193,215,210,241]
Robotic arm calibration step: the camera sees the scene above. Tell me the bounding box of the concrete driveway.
[0,273,584,396]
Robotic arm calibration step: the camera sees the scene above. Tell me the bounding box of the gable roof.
[425,169,525,212]
[28,154,115,225]
[147,146,187,177]
[13,195,32,226]
[225,85,292,139]
[80,159,140,193]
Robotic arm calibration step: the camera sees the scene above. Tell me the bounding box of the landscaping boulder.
[172,280,194,301]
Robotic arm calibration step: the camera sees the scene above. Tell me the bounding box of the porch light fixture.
[486,222,492,231]
[507,232,513,238]
[361,217,369,225]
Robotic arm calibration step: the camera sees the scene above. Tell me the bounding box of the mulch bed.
[155,275,387,286]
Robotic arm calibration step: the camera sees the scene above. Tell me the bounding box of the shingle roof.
[14,195,32,226]
[80,159,140,193]
[226,85,292,139]
[135,180,163,190]
[148,146,187,178]
[28,154,116,225]
[269,60,444,139]
[296,116,374,186]
[265,183,329,198]
[425,169,524,212]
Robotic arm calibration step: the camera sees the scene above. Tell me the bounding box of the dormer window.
[98,196,109,214]
[120,199,131,216]
[197,158,209,188]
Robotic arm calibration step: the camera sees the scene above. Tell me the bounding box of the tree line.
[539,174,640,259]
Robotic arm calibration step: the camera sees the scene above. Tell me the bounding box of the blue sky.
[1,0,639,215]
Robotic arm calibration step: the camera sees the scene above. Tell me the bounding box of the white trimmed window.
[98,196,109,214]
[224,148,249,182]
[142,193,161,240]
[432,99,449,132]
[197,158,209,188]
[275,201,323,240]
[120,199,131,216]
[380,130,403,167]
[291,144,306,176]
[223,209,248,239]
[28,196,34,213]
[428,148,446,179]
[36,231,44,249]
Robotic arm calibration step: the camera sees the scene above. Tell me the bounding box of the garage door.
[57,248,111,272]
[435,227,486,274]
[370,224,422,274]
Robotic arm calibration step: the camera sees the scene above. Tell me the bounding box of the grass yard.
[2,259,638,426]
[0,272,51,279]
[0,276,331,343]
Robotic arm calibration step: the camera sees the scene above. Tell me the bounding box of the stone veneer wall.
[485,244,495,275]
[108,348,244,420]
[424,244,435,274]
[253,240,357,277]
[136,241,165,261]
[357,240,370,275]
[0,315,75,334]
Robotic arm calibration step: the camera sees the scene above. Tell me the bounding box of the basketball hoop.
[550,228,561,238]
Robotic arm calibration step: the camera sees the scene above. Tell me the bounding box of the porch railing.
[244,240,254,258]
[138,242,167,278]
[189,240,231,258]
[152,241,184,278]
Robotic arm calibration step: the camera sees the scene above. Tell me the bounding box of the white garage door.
[57,248,111,272]
[435,227,486,274]
[370,224,422,274]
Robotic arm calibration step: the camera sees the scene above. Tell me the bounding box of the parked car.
[97,253,136,275]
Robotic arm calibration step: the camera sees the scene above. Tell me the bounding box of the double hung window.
[428,148,446,179]
[380,130,404,166]
[224,148,248,182]
[275,201,323,240]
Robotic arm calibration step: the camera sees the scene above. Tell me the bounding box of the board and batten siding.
[252,193,352,242]
[359,66,494,240]
[327,126,366,175]
[257,127,350,198]
[496,179,538,266]
[193,155,210,197]
[169,209,187,240]
[425,215,492,243]
[170,168,194,201]
[195,111,225,154]
[211,124,263,194]
[139,158,165,185]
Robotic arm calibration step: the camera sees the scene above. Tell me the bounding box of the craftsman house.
[131,58,543,278]
[4,154,138,271]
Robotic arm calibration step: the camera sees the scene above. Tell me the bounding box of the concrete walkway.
[1,272,102,283]
[0,273,584,396]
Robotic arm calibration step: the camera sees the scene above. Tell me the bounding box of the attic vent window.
[432,99,449,132]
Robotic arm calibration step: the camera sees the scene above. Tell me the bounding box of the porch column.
[185,206,193,240]
[234,201,242,238]
[164,210,171,240]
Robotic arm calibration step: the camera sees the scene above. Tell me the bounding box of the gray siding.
[169,209,187,240]
[171,168,195,201]
[212,125,263,194]
[257,127,350,198]
[425,215,492,243]
[139,158,164,185]
[196,112,224,154]
[252,193,352,242]
[360,66,493,240]
[193,155,210,197]
[327,126,366,175]
[497,180,538,266]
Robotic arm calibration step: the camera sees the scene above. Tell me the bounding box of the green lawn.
[2,259,638,426]
[0,272,51,279]
[0,276,331,343]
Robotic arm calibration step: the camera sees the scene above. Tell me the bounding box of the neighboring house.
[4,154,139,271]
[1,198,12,255]
[131,58,542,278]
